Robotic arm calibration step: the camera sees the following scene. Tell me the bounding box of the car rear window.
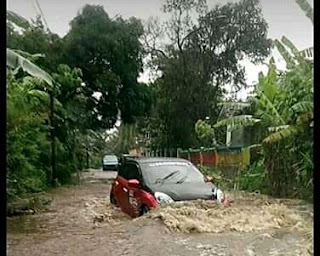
[103,155,118,162]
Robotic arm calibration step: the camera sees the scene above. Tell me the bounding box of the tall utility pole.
[32,0,56,185]
[49,91,56,185]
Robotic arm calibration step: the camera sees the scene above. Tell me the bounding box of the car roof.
[132,157,189,164]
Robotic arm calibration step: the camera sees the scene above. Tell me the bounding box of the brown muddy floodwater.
[7,170,313,256]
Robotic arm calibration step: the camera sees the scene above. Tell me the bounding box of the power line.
[32,0,50,32]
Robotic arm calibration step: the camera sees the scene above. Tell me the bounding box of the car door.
[113,164,130,213]
[124,163,142,217]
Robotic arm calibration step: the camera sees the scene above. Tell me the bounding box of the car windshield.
[141,161,205,185]
[103,155,118,162]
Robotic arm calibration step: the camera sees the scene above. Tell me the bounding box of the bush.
[90,154,103,169]
[7,169,48,201]
[7,77,50,200]
[198,166,233,189]
[235,159,270,194]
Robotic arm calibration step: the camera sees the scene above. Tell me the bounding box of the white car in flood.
[102,155,118,171]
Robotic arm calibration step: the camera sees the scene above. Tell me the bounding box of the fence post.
[188,149,191,161]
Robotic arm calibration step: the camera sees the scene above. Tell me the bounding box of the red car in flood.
[109,157,226,217]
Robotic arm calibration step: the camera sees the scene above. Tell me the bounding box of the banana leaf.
[7,48,53,87]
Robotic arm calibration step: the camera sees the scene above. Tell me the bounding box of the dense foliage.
[213,38,313,200]
[7,75,50,198]
[143,0,271,149]
[6,0,313,203]
[62,5,148,126]
[6,5,151,199]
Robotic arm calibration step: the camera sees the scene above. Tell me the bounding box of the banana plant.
[274,0,313,67]
[7,10,31,30]
[7,47,61,185]
[295,0,313,24]
[7,48,53,87]
[213,52,312,145]
[214,0,314,144]
[7,11,53,85]
[214,115,260,132]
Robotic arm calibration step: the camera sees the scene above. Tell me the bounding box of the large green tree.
[62,5,147,127]
[144,0,271,149]
[6,8,155,195]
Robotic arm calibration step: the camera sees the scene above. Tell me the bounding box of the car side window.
[125,163,141,181]
[118,164,126,178]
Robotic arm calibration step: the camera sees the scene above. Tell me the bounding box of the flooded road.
[7,170,313,256]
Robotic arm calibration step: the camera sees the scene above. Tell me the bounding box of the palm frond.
[258,71,265,83]
[255,89,286,125]
[295,0,313,24]
[300,47,314,60]
[273,39,296,69]
[281,36,299,55]
[247,144,262,149]
[27,89,48,100]
[263,126,299,143]
[214,115,260,131]
[267,125,290,132]
[268,56,276,70]
[291,101,313,113]
[13,49,45,62]
[281,36,310,65]
[7,11,31,30]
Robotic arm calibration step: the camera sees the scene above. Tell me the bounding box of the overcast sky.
[7,0,313,99]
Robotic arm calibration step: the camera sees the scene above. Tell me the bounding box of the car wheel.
[110,193,117,206]
[139,205,149,216]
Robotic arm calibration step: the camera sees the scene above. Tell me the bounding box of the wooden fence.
[142,146,251,178]
[177,146,250,172]
[143,148,178,158]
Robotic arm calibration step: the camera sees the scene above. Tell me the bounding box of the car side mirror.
[205,175,214,183]
[128,179,140,188]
